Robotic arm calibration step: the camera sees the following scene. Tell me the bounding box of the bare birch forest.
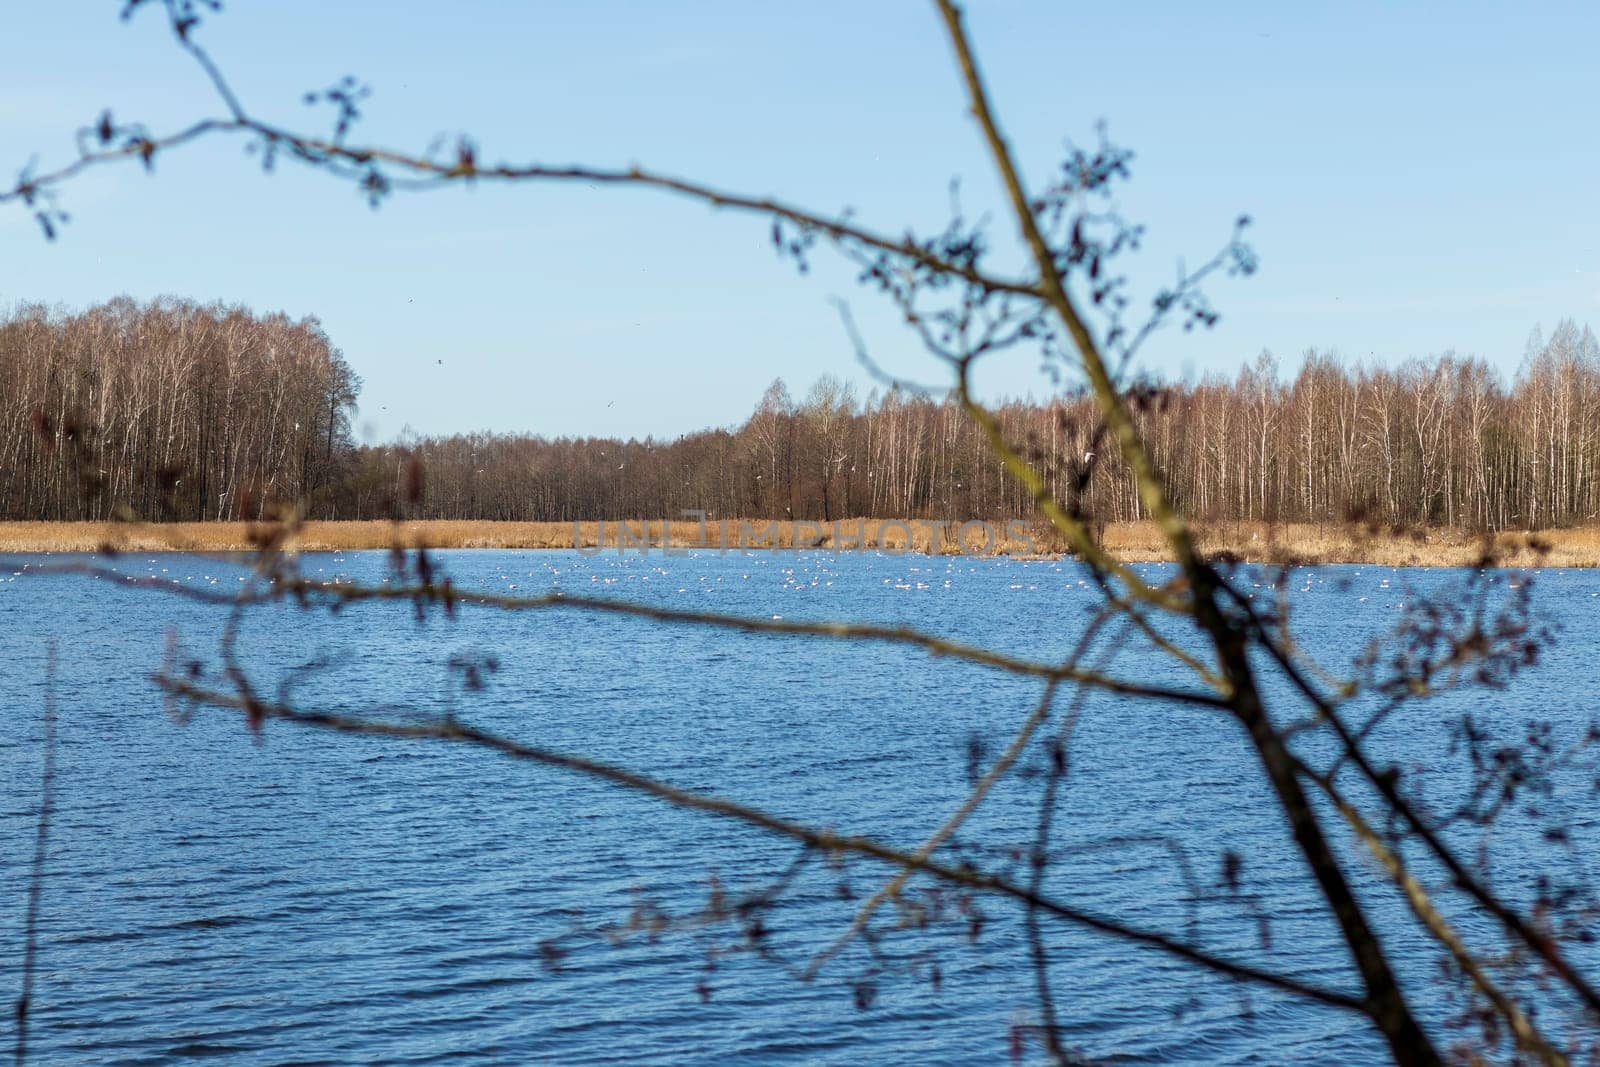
[0,298,356,521]
[6,299,1599,531]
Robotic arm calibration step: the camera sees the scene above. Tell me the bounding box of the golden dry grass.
[1098,521,1600,568]
[0,519,1015,554]
[1,518,1598,566]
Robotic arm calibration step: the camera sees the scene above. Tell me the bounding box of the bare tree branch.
[149,671,1369,1013]
[14,642,57,1067]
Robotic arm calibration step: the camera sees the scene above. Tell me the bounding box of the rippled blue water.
[2,551,1597,1065]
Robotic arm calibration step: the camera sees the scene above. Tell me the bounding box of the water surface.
[2,551,1596,1064]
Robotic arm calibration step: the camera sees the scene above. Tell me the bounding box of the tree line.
[364,319,1600,531]
[7,299,1600,531]
[1,298,357,521]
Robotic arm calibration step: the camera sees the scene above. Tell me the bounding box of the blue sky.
[2,2,1597,443]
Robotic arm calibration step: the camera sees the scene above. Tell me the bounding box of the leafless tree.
[5,3,1599,1064]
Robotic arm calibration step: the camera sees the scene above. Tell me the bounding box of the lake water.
[2,550,1597,1064]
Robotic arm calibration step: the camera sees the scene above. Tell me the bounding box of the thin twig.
[1243,591,1600,1020]
[1027,628,1123,1065]
[804,678,1063,978]
[1332,790,1568,1066]
[15,641,58,1067]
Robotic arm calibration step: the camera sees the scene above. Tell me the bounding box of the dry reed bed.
[2,519,1599,567]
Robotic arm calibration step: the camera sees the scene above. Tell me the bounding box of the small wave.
[162,913,258,932]
[57,928,145,946]
[165,1041,260,1058]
